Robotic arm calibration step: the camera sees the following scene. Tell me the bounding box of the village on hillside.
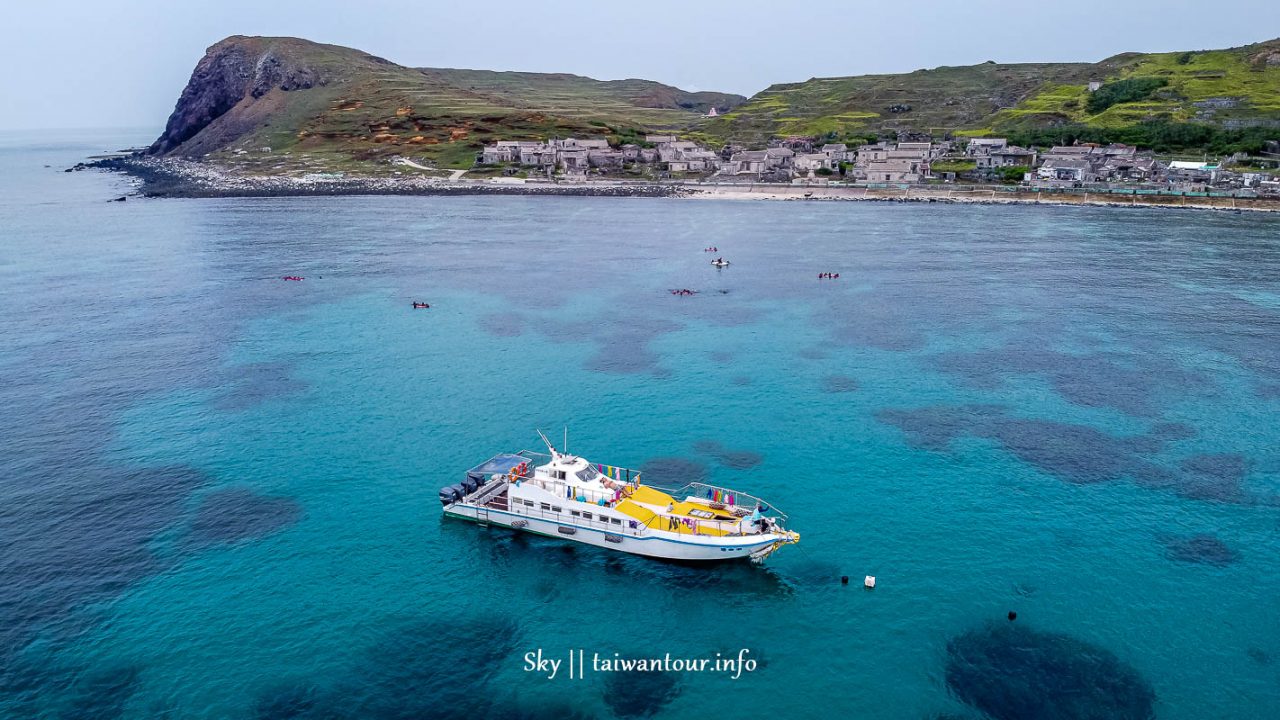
[474,134,1280,195]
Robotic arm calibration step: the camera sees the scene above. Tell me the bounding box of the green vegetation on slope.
[703,37,1280,152]
[700,60,1119,146]
[987,39,1280,144]
[1086,77,1169,113]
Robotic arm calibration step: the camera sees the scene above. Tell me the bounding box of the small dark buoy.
[1008,611,1017,621]
[841,575,849,585]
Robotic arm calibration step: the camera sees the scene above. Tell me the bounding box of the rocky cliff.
[146,35,744,164]
[148,36,383,156]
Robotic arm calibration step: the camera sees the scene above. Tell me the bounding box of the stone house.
[966,138,1008,156]
[820,143,851,163]
[1037,158,1095,182]
[557,148,589,172]
[976,146,1037,169]
[855,142,893,166]
[865,158,925,183]
[764,147,795,170]
[1100,156,1161,181]
[481,145,515,164]
[896,141,944,159]
[794,153,833,173]
[550,138,609,152]
[588,149,624,169]
[680,150,720,172]
[517,144,555,167]
[728,150,769,174]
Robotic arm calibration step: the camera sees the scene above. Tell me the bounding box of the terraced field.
[701,37,1280,146]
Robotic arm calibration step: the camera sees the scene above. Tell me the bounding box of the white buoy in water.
[864,575,876,589]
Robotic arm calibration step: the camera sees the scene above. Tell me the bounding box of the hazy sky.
[2,0,1279,131]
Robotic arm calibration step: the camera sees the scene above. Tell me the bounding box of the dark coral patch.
[186,487,303,548]
[933,347,1209,418]
[874,406,1269,505]
[731,375,752,386]
[602,658,682,719]
[62,663,142,720]
[253,681,320,719]
[638,457,709,486]
[252,616,520,720]
[707,350,735,364]
[1247,647,1273,666]
[946,622,1156,720]
[0,464,207,667]
[1176,454,1249,503]
[693,440,764,470]
[821,375,860,393]
[215,362,309,412]
[1160,533,1241,567]
[796,347,829,361]
[478,312,525,338]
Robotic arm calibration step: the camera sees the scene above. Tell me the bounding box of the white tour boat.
[440,431,799,563]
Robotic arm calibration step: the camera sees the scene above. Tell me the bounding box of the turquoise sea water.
[1,131,1278,719]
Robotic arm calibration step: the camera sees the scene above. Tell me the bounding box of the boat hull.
[443,503,779,562]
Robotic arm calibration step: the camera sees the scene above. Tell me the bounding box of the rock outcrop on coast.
[147,36,360,156]
[145,35,744,163]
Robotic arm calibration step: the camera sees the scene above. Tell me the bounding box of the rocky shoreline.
[84,157,1280,212]
[85,157,694,199]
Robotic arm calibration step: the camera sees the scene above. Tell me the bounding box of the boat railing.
[663,481,788,522]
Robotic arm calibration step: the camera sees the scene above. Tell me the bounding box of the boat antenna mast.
[536,428,560,459]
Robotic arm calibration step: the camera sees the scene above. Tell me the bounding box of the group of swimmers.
[669,289,698,296]
[281,276,304,281]
[412,302,431,309]
[817,272,841,279]
[702,246,719,252]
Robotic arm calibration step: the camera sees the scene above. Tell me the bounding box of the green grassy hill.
[152,35,1280,170]
[150,36,745,169]
[701,38,1280,150]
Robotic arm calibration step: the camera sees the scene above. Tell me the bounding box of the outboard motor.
[468,471,486,488]
[460,475,479,494]
[449,483,467,500]
[439,486,461,506]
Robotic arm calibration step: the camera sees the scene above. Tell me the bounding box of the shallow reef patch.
[185,487,304,548]
[821,374,860,393]
[251,616,521,720]
[638,457,709,486]
[1159,533,1241,566]
[214,361,309,412]
[692,440,764,470]
[602,657,682,719]
[945,622,1156,720]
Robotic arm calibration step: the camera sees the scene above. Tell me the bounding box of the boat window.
[553,470,567,480]
[582,512,592,521]
[611,517,622,525]
[540,503,550,511]
[577,466,602,482]
[552,506,562,513]
[570,510,580,517]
